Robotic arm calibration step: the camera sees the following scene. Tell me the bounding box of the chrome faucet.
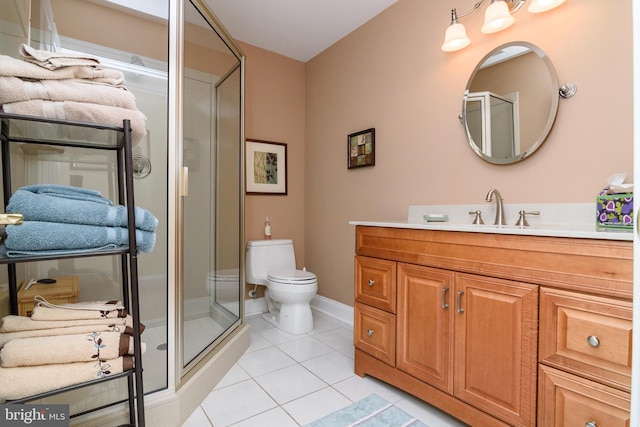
[485,188,506,225]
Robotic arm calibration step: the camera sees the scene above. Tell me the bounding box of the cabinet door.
[354,255,396,313]
[454,273,538,427]
[538,365,630,426]
[397,263,454,394]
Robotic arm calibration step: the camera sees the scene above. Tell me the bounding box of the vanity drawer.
[538,365,630,426]
[354,302,395,366]
[539,287,632,391]
[354,255,396,313]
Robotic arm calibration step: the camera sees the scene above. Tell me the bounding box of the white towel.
[1,100,147,145]
[0,76,137,108]
[0,53,124,86]
[0,314,134,333]
[31,297,126,321]
[19,44,101,70]
[0,331,144,367]
[0,323,137,348]
[0,356,133,400]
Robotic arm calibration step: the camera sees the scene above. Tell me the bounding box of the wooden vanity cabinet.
[353,225,632,427]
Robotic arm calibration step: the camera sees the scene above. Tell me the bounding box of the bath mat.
[304,394,427,427]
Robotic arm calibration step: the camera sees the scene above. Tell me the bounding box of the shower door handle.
[181,166,189,197]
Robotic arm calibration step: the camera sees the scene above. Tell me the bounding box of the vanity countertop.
[348,219,632,241]
[349,203,633,241]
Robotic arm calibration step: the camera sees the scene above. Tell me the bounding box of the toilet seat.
[267,269,316,285]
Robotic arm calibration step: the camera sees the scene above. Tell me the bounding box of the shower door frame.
[168,0,246,385]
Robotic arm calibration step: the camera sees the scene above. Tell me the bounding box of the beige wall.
[240,42,307,297]
[303,0,632,305]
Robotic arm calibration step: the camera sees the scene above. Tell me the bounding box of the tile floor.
[181,311,468,427]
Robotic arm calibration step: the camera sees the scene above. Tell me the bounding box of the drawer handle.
[368,279,375,287]
[587,335,600,348]
[585,422,597,427]
[442,287,449,309]
[457,290,464,314]
[367,329,374,337]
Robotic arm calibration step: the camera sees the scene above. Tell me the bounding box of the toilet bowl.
[206,269,240,315]
[246,239,317,334]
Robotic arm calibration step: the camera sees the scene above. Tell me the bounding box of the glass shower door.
[181,0,242,370]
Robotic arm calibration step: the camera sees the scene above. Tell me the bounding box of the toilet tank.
[246,239,296,285]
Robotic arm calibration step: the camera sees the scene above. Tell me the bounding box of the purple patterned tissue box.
[596,193,633,228]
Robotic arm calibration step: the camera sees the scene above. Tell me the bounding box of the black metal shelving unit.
[0,113,145,426]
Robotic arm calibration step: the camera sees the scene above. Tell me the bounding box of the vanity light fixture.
[441,0,565,52]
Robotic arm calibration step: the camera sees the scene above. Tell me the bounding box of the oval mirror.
[462,41,559,164]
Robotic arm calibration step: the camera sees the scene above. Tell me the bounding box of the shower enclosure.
[0,0,245,420]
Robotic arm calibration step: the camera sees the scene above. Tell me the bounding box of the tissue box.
[596,193,633,228]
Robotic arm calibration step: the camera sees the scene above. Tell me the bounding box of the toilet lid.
[268,269,316,284]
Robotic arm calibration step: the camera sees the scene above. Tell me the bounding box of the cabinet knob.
[367,329,374,337]
[368,279,375,287]
[585,421,597,427]
[587,335,600,348]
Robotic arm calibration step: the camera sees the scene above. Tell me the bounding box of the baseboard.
[244,296,267,317]
[245,294,353,327]
[310,294,354,327]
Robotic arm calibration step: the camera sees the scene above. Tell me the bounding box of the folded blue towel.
[2,221,156,257]
[19,184,112,205]
[7,189,158,232]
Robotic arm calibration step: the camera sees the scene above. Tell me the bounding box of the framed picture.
[246,139,288,195]
[348,128,375,169]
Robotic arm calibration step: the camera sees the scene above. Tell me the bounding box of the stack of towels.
[0,44,147,145]
[1,184,158,257]
[0,297,145,400]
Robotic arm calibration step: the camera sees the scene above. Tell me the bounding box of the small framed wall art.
[246,139,288,195]
[348,128,375,169]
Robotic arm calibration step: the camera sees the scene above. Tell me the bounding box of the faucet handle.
[515,210,540,227]
[468,210,484,225]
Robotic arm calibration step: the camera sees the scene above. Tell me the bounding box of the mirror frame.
[462,41,560,165]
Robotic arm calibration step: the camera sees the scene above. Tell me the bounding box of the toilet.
[245,239,317,334]
[206,269,240,316]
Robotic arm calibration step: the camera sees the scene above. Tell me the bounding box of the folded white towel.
[19,44,101,70]
[0,76,137,108]
[0,314,133,333]
[0,331,145,367]
[0,355,133,400]
[31,297,126,321]
[0,323,137,348]
[0,53,124,86]
[1,99,147,145]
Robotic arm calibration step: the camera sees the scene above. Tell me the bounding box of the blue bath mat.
[304,394,428,427]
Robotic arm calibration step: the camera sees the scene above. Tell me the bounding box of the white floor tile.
[186,310,466,427]
[181,406,211,427]
[257,325,304,345]
[214,363,251,389]
[281,386,353,425]
[200,379,277,427]
[254,364,327,404]
[245,330,272,353]
[230,407,299,427]
[312,327,353,350]
[333,374,409,404]
[276,335,334,362]
[237,346,297,377]
[244,315,272,332]
[301,350,355,384]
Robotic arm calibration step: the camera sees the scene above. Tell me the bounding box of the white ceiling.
[203,0,398,62]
